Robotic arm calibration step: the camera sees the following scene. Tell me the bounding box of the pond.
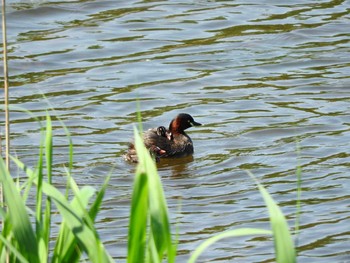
[2,0,350,262]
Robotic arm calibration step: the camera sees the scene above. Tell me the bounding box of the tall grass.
[0,114,113,263]
[187,171,296,263]
[248,172,296,263]
[128,125,297,263]
[128,126,176,263]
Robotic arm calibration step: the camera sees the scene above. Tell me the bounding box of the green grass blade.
[38,237,48,263]
[0,234,29,263]
[35,122,45,231]
[42,113,53,259]
[53,173,110,263]
[131,126,175,262]
[53,184,95,262]
[40,181,113,263]
[40,94,74,173]
[68,175,101,231]
[146,232,161,263]
[53,217,82,263]
[188,228,272,263]
[10,155,36,202]
[45,112,53,184]
[248,172,296,263]
[0,159,39,262]
[127,167,149,263]
[146,155,174,261]
[4,105,45,198]
[89,174,111,221]
[57,115,74,174]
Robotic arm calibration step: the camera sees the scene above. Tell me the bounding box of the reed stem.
[2,0,9,172]
[1,2,10,263]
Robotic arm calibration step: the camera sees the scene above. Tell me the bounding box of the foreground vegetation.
[0,114,112,263]
[0,113,298,262]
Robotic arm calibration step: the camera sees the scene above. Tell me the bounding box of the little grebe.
[125,113,201,162]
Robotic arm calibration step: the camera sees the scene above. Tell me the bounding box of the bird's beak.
[190,121,202,126]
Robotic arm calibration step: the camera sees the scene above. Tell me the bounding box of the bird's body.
[124,113,201,163]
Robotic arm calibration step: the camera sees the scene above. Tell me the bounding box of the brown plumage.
[124,113,201,163]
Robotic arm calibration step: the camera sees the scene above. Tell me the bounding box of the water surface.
[1,0,350,262]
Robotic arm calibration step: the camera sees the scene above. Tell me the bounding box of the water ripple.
[2,0,350,261]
